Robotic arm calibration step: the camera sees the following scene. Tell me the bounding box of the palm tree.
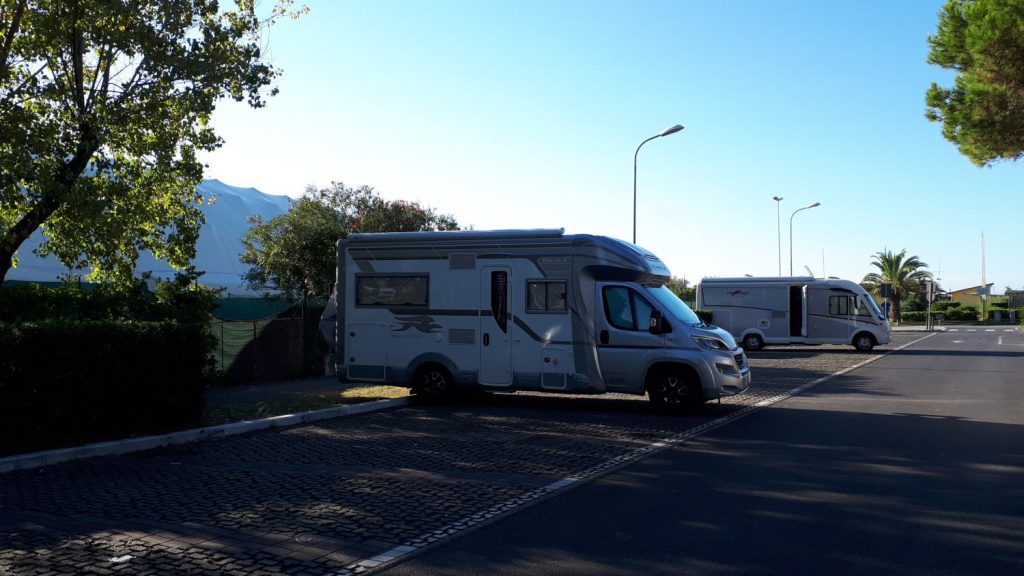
[861,250,932,324]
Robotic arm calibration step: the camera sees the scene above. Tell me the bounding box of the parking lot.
[0,332,925,576]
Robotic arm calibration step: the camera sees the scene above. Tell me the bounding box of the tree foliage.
[861,249,932,323]
[925,0,1024,166]
[665,276,695,303]
[240,182,459,300]
[0,0,305,285]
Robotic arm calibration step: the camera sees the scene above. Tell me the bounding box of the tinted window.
[357,275,428,306]
[492,271,508,333]
[527,281,567,312]
[829,295,851,315]
[603,286,657,331]
[604,286,634,330]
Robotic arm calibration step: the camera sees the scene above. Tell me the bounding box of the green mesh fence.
[211,305,327,384]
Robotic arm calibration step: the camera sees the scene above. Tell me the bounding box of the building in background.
[948,283,996,309]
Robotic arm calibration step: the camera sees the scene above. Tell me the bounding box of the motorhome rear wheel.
[742,333,764,351]
[414,364,453,403]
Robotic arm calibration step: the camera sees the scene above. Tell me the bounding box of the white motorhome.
[696,276,891,352]
[333,229,750,408]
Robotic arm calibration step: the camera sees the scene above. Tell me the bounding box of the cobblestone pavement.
[0,333,925,575]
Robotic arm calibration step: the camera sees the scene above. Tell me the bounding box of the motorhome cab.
[696,276,891,352]
[334,229,750,409]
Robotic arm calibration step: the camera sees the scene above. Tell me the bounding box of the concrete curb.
[0,397,412,474]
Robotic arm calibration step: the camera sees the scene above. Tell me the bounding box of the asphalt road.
[380,329,1024,576]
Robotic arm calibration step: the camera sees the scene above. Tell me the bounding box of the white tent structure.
[6,179,291,296]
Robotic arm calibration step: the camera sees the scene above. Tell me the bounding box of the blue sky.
[200,0,1022,294]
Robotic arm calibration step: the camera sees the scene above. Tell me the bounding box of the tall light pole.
[789,201,820,276]
[772,196,783,276]
[633,124,684,244]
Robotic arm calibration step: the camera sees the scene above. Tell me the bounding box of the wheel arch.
[406,353,460,387]
[643,360,703,393]
[739,328,766,342]
[851,330,877,351]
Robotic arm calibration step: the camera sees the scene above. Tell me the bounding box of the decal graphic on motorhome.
[392,315,443,333]
[727,289,750,297]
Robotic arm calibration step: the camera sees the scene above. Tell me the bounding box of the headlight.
[693,336,730,351]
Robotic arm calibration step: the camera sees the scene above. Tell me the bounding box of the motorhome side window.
[356,275,429,306]
[526,281,567,312]
[829,295,854,316]
[603,286,655,331]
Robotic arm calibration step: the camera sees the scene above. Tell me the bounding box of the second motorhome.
[697,276,891,351]
[332,229,750,409]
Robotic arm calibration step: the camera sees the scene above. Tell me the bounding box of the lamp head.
[659,124,684,137]
[772,196,783,202]
[807,202,821,208]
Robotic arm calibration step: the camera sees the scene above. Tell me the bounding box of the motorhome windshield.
[864,293,885,320]
[646,285,702,327]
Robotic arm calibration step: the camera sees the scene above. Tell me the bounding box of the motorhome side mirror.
[649,310,664,334]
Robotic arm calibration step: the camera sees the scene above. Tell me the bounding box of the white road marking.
[985,329,995,332]
[948,329,959,332]
[952,340,964,344]
[334,333,939,575]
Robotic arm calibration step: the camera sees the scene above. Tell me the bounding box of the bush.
[944,306,979,322]
[0,267,222,324]
[0,320,210,457]
[0,282,153,322]
[985,308,1020,321]
[932,300,961,312]
[901,311,926,322]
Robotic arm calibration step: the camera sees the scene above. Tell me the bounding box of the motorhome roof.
[345,229,671,279]
[701,276,816,283]
[348,228,565,242]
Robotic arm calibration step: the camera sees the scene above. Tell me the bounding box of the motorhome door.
[480,267,513,385]
[595,283,664,392]
[789,285,807,337]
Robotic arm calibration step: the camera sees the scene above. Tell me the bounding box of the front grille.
[734,354,745,369]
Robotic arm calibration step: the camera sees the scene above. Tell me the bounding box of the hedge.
[0,320,210,457]
[985,308,1022,321]
[901,311,926,322]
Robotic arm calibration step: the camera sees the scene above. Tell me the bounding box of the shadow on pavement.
[380,406,1024,576]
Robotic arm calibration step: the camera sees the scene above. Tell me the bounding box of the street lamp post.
[772,196,783,276]
[789,202,821,276]
[633,124,684,244]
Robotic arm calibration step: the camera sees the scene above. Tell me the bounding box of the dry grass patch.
[203,385,409,426]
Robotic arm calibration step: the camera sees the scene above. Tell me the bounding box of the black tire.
[742,333,764,351]
[853,332,876,352]
[647,369,703,413]
[412,364,453,403]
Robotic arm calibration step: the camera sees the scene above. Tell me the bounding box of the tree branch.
[0,0,27,83]
[71,5,86,112]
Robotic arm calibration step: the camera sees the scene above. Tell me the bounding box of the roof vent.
[450,253,476,269]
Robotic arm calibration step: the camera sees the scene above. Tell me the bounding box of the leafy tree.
[861,250,933,324]
[925,0,1024,166]
[240,182,459,300]
[0,0,305,286]
[665,276,696,304]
